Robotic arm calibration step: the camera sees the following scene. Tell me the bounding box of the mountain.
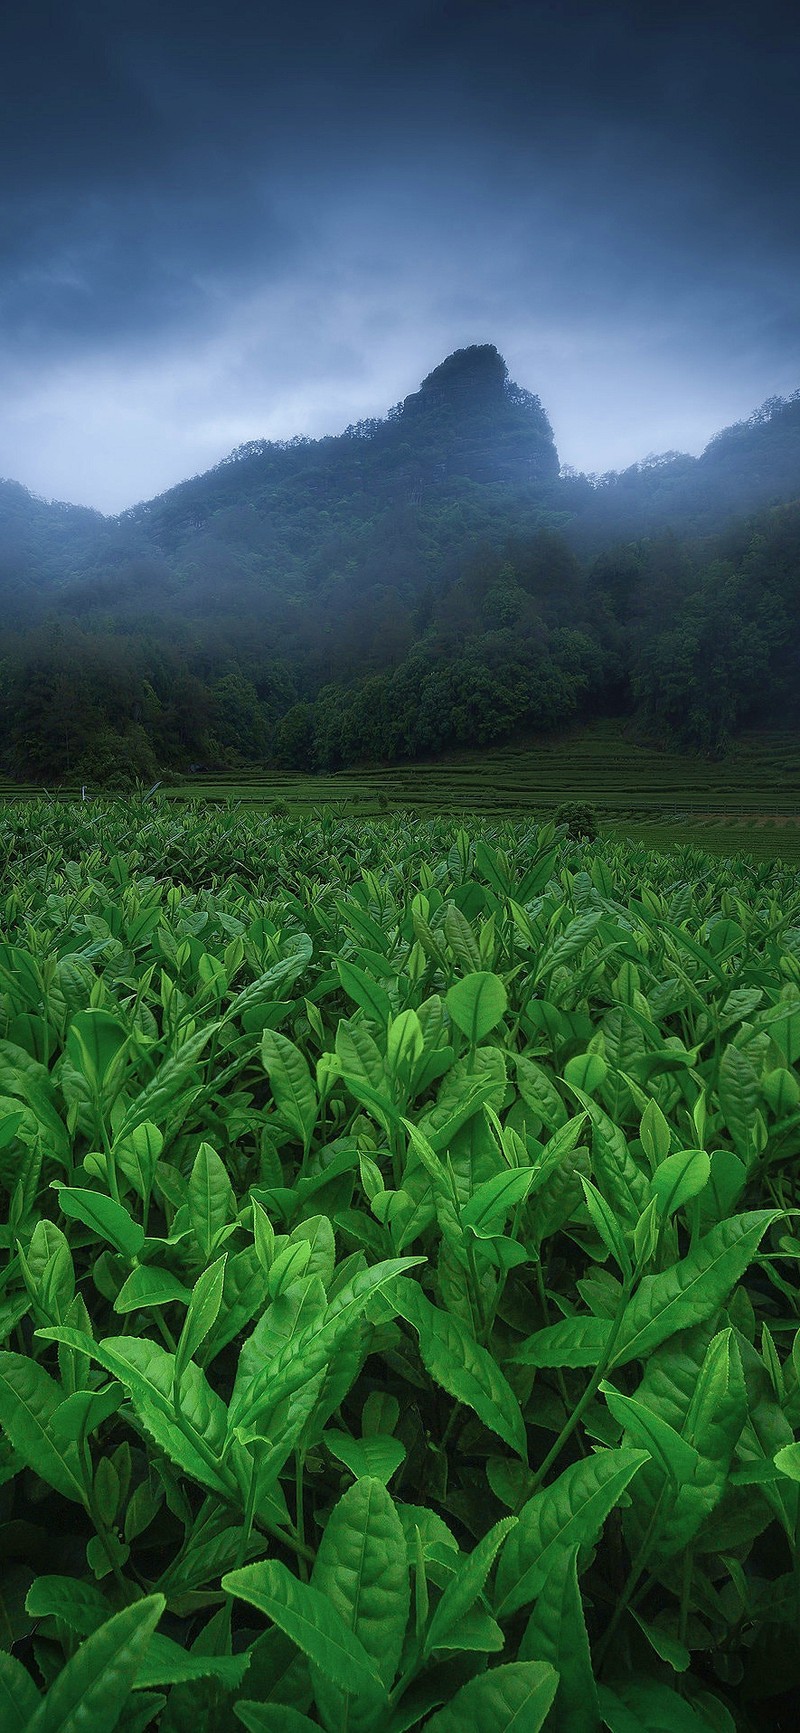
[0,480,104,626]
[117,343,560,552]
[6,344,800,596]
[562,390,800,546]
[1,345,800,782]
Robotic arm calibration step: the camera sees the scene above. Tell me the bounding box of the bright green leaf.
[446,973,508,1045]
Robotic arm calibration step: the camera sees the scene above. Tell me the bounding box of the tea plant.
[0,800,799,1730]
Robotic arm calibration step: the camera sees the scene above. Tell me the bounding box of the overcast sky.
[2,0,799,512]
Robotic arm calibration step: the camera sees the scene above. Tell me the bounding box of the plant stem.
[96,1106,121,1205]
[294,1449,309,1581]
[515,1290,630,1511]
[80,1447,128,1593]
[595,1481,672,1671]
[257,1514,315,1567]
[389,1644,424,1709]
[533,1259,584,1455]
[439,1400,464,1452]
[152,1310,178,1353]
[466,1239,489,1343]
[678,1543,694,1648]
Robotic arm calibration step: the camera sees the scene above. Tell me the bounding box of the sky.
[2,0,800,512]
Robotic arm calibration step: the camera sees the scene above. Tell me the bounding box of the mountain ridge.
[3,344,800,549]
[1,342,799,784]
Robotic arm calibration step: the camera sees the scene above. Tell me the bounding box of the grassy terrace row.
[4,721,800,860]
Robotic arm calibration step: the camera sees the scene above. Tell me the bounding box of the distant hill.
[1,345,799,782]
[563,390,800,546]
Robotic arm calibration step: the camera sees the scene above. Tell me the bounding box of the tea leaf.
[336,960,392,1027]
[423,1661,558,1733]
[425,1516,516,1655]
[494,1448,648,1618]
[0,1652,40,1730]
[223,1559,386,1702]
[114,1265,192,1314]
[518,1546,599,1733]
[394,1281,527,1457]
[23,1594,165,1733]
[600,1384,701,1482]
[611,1212,778,1367]
[324,1430,406,1484]
[462,1167,538,1235]
[235,1709,320,1733]
[0,1353,85,1504]
[261,1030,318,1147]
[310,1477,409,1730]
[513,1315,613,1369]
[623,1326,748,1563]
[718,1043,760,1161]
[188,1142,235,1260]
[54,1186,144,1259]
[649,1150,710,1217]
[175,1253,227,1378]
[446,972,508,1044]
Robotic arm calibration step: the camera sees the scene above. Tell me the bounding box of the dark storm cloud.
[1,1,800,507]
[0,2,309,351]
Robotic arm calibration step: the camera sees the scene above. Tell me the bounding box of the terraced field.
[3,721,800,860]
[155,724,800,863]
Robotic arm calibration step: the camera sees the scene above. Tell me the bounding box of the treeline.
[273,628,606,772]
[1,500,799,783]
[0,638,296,785]
[276,503,800,769]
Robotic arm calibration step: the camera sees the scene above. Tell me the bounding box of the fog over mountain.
[1,342,800,783]
[5,341,800,542]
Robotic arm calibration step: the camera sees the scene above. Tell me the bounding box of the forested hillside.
[1,344,799,783]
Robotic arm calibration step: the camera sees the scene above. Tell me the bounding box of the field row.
[4,722,800,817]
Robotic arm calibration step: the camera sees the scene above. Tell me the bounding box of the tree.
[274,703,316,770]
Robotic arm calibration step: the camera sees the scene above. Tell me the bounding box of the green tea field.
[0,798,798,1729]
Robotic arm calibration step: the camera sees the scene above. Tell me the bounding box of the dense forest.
[1,343,800,783]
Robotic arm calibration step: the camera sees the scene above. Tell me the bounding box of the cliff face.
[403,343,511,409]
[399,345,561,488]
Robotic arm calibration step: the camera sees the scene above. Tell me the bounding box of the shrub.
[554,799,599,839]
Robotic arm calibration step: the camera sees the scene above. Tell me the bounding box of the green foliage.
[0,802,797,1728]
[553,801,599,841]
